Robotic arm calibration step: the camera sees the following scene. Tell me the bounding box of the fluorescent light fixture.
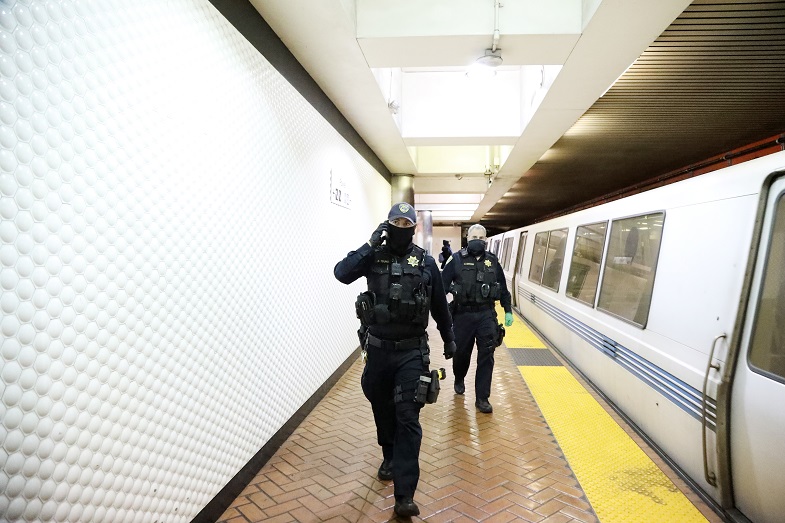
[429,212,475,220]
[415,193,484,204]
[415,204,479,212]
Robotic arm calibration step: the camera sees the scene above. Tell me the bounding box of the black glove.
[443,340,457,359]
[368,222,387,248]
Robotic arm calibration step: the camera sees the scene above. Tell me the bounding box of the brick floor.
[215,315,727,523]
[217,321,600,523]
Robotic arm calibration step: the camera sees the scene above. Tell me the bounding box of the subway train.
[487,150,785,523]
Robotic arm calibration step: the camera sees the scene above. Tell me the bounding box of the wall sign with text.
[330,169,352,209]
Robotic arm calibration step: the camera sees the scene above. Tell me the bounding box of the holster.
[494,323,506,347]
[357,324,368,348]
[413,369,444,404]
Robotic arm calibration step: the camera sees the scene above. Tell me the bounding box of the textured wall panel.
[0,1,391,521]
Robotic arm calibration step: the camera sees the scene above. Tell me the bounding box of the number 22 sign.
[330,170,352,209]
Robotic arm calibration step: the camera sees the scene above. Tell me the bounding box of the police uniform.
[441,247,511,409]
[333,211,454,514]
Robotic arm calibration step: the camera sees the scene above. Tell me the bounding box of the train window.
[748,193,785,382]
[541,228,568,292]
[597,213,664,327]
[491,239,501,256]
[515,232,528,277]
[502,237,514,270]
[566,221,608,306]
[528,232,549,284]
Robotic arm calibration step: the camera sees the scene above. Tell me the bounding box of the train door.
[512,232,528,312]
[729,175,785,523]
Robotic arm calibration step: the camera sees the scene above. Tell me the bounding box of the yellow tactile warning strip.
[519,367,708,523]
[497,304,546,348]
[506,310,709,523]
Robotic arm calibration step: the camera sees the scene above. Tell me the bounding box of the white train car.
[490,150,785,523]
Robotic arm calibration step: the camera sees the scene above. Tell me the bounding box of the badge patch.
[407,255,418,267]
[484,260,492,267]
[399,203,410,213]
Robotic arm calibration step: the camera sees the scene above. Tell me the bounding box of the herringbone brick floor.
[217,321,600,522]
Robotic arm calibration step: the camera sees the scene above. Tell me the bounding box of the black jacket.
[441,248,512,314]
[438,246,452,269]
[335,242,455,343]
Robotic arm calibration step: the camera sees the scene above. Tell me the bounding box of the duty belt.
[454,303,494,313]
[366,334,425,351]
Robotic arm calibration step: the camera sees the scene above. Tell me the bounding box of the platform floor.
[217,311,722,522]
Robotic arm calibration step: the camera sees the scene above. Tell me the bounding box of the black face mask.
[467,239,486,255]
[386,224,415,254]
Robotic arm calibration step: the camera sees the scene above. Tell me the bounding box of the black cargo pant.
[361,343,427,500]
[452,308,497,400]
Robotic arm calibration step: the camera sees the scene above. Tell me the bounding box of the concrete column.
[391,174,414,206]
[415,210,433,255]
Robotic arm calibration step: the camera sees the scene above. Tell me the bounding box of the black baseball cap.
[387,202,417,225]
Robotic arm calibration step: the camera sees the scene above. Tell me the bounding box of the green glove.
[505,312,513,327]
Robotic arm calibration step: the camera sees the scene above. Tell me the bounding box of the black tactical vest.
[357,245,431,326]
[451,248,501,306]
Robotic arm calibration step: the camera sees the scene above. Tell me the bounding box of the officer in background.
[334,202,457,518]
[438,239,452,270]
[441,224,513,414]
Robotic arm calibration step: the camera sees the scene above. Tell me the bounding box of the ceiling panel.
[483,0,785,232]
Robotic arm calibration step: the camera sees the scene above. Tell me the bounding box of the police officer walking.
[441,224,513,414]
[438,240,452,270]
[334,202,457,518]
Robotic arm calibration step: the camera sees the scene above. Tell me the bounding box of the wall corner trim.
[206,0,391,182]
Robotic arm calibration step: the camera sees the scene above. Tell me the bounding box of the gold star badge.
[407,255,418,267]
[484,259,492,267]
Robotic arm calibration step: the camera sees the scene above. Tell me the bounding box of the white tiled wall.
[0,1,391,521]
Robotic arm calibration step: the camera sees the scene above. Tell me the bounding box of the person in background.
[438,240,452,270]
[440,224,513,414]
[334,202,457,518]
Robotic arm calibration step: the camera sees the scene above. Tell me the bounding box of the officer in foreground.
[441,224,513,414]
[334,202,457,518]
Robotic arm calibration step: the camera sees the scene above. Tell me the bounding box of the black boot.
[377,458,393,481]
[394,497,420,517]
[454,378,465,395]
[475,398,493,413]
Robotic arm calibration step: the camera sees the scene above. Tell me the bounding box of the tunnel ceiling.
[482,0,785,232]
[252,0,785,232]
